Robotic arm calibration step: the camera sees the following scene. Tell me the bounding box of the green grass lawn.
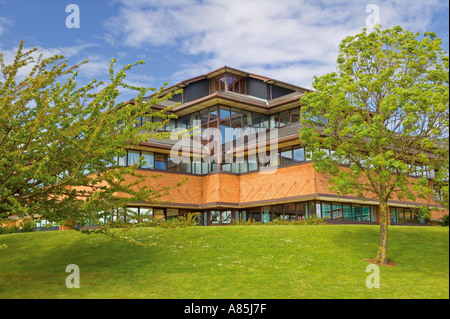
[0,225,448,299]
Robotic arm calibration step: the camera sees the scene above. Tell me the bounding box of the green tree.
[0,41,182,228]
[299,26,449,265]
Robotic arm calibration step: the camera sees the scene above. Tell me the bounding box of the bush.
[440,214,449,227]
[19,220,35,232]
[0,225,19,235]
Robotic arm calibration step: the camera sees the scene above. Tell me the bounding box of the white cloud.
[98,0,450,87]
[0,16,12,36]
[0,43,103,82]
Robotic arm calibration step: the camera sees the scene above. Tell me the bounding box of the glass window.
[343,205,352,220]
[118,154,126,167]
[293,147,305,162]
[284,203,296,221]
[209,107,218,121]
[332,203,343,220]
[126,207,139,223]
[297,202,308,219]
[261,115,270,129]
[232,162,240,174]
[370,206,378,222]
[306,201,316,218]
[239,158,248,173]
[404,209,412,223]
[290,108,300,123]
[177,115,190,129]
[322,202,331,219]
[248,154,258,171]
[242,110,252,126]
[210,75,245,94]
[127,150,140,167]
[155,154,166,170]
[262,206,271,223]
[192,158,202,174]
[142,117,151,128]
[270,114,279,128]
[362,206,371,221]
[134,117,142,127]
[228,76,245,93]
[222,160,231,172]
[352,205,362,221]
[222,211,232,224]
[154,209,165,220]
[211,163,219,172]
[201,161,209,174]
[316,202,322,217]
[211,211,220,224]
[141,151,154,169]
[139,208,153,221]
[252,112,263,128]
[200,108,208,124]
[230,108,242,127]
[220,122,231,144]
[272,205,284,220]
[250,208,261,222]
[167,208,179,220]
[165,119,176,132]
[180,158,191,173]
[280,147,293,166]
[397,208,405,223]
[190,112,201,128]
[153,116,164,131]
[390,207,398,223]
[220,106,230,120]
[279,111,290,127]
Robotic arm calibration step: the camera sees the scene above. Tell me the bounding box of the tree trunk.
[376,200,389,265]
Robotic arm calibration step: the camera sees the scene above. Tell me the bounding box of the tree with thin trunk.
[299,26,449,265]
[0,41,182,228]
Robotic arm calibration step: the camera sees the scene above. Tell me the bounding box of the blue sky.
[1,0,448,102]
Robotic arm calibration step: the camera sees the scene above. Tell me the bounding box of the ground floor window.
[390,206,423,224]
[89,202,426,227]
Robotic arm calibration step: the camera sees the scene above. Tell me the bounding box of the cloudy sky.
[0,0,448,101]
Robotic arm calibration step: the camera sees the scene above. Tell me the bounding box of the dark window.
[155,154,167,170]
[322,202,332,219]
[293,147,305,162]
[362,206,371,221]
[332,203,343,220]
[279,111,290,127]
[343,204,352,220]
[352,205,362,221]
[280,147,293,166]
[284,203,296,221]
[211,211,220,224]
[167,157,180,172]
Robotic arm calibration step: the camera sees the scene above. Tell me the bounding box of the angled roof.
[143,65,311,101]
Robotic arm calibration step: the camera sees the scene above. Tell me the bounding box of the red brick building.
[104,66,447,226]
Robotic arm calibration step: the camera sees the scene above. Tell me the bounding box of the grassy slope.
[0,225,448,299]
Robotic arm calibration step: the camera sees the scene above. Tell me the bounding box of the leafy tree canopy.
[0,41,181,227]
[299,26,449,263]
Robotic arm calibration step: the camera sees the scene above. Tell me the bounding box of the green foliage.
[440,214,449,227]
[19,220,35,232]
[0,41,182,224]
[299,26,449,264]
[300,25,449,206]
[0,225,18,235]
